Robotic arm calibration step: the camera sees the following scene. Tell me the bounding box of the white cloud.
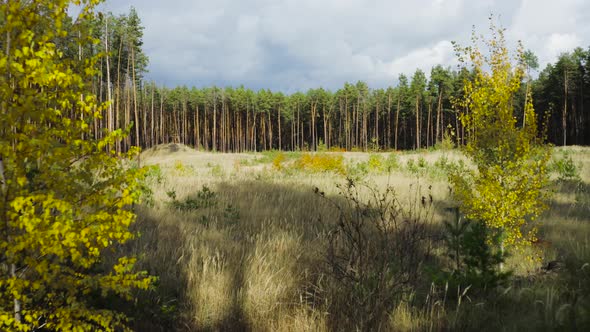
[509,0,590,69]
[104,0,590,90]
[385,41,457,78]
[546,33,581,58]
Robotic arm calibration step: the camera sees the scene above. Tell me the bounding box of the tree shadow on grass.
[125,178,451,331]
[125,180,336,331]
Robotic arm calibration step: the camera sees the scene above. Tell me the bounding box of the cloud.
[103,0,590,91]
[509,0,590,68]
[546,33,582,59]
[385,41,457,79]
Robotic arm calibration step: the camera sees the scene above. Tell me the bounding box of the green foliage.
[223,203,240,224]
[167,186,218,212]
[367,154,384,171]
[139,165,164,208]
[434,129,455,150]
[173,160,195,176]
[346,153,400,179]
[346,161,369,181]
[0,0,153,330]
[405,158,428,176]
[145,164,164,185]
[431,209,511,294]
[209,164,225,178]
[317,139,328,152]
[256,150,301,165]
[385,153,400,171]
[551,151,581,181]
[450,21,551,250]
[417,156,427,168]
[434,155,450,171]
[369,137,379,152]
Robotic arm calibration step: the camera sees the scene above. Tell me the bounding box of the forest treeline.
[79,8,590,152]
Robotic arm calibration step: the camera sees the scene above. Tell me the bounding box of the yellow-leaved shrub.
[293,153,346,175]
[0,1,154,330]
[450,21,551,252]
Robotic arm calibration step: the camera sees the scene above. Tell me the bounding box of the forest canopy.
[82,7,590,152]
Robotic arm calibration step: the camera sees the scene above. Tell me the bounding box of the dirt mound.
[141,143,195,159]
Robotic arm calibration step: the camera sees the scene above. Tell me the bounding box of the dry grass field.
[121,144,590,331]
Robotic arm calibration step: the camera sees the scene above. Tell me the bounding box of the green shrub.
[317,139,328,152]
[145,164,164,184]
[406,158,428,176]
[551,152,581,181]
[367,154,384,172]
[173,160,194,175]
[434,129,455,151]
[432,208,511,293]
[208,164,225,178]
[384,153,400,171]
[346,161,369,181]
[167,186,218,212]
[417,156,428,168]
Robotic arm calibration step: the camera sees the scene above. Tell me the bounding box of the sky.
[100,0,590,92]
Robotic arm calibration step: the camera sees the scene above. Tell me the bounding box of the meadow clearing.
[124,144,590,331]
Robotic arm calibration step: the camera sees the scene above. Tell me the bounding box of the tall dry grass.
[120,144,590,331]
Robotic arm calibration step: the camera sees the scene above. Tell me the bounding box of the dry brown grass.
[124,144,590,331]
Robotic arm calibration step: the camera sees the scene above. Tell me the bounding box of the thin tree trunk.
[268,111,273,150]
[104,17,113,150]
[355,102,359,149]
[563,70,568,146]
[291,115,294,151]
[311,102,316,150]
[344,96,349,150]
[124,51,131,150]
[375,97,379,149]
[415,95,420,150]
[298,106,301,150]
[323,107,328,149]
[387,92,392,148]
[252,111,257,152]
[159,91,164,145]
[213,93,217,151]
[456,111,461,146]
[96,56,102,139]
[395,94,401,150]
[246,108,250,150]
[115,28,123,153]
[427,100,432,148]
[196,104,200,149]
[278,106,282,150]
[131,46,139,147]
[150,85,154,148]
[363,108,368,151]
[436,90,443,143]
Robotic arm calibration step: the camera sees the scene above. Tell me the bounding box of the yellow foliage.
[451,21,551,250]
[367,154,384,172]
[173,159,193,175]
[272,152,286,170]
[0,1,154,330]
[293,153,346,175]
